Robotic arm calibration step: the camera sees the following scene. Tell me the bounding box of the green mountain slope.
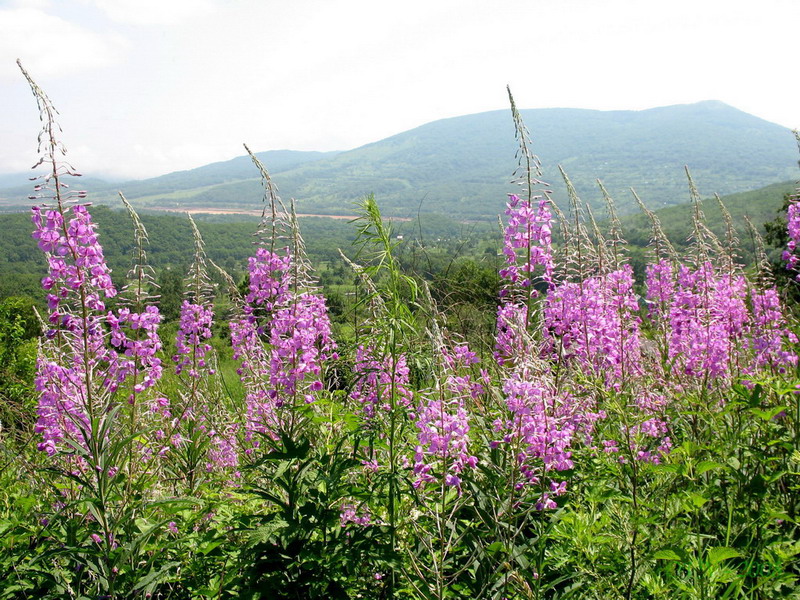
[619,180,796,251]
[264,100,795,219]
[107,149,341,199]
[2,102,796,219]
[1,179,794,302]
[0,149,338,207]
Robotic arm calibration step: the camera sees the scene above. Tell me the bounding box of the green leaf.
[485,541,506,555]
[696,461,727,475]
[134,518,151,533]
[650,463,679,474]
[248,518,289,543]
[654,549,684,561]
[689,493,708,508]
[198,539,223,555]
[132,561,181,592]
[749,406,787,421]
[707,547,741,565]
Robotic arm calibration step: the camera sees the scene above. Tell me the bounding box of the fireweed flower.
[350,344,413,421]
[494,361,601,508]
[645,259,674,319]
[493,355,607,508]
[543,266,642,386]
[32,205,116,323]
[668,263,748,380]
[244,247,292,315]
[173,300,214,378]
[268,292,336,406]
[232,247,291,438]
[172,302,243,474]
[644,259,796,381]
[206,423,241,472]
[602,390,673,465]
[499,193,554,290]
[31,203,120,458]
[495,193,553,365]
[783,198,800,278]
[747,287,798,371]
[106,305,163,400]
[413,396,476,489]
[232,246,336,439]
[339,503,373,527]
[230,317,279,442]
[495,193,594,506]
[502,371,575,475]
[230,316,272,440]
[34,360,91,456]
[412,343,480,489]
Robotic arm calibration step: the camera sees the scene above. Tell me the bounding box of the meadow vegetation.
[1,66,799,600]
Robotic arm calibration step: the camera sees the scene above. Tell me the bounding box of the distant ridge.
[1,102,796,219]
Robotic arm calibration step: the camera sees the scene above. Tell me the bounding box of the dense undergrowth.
[1,65,800,600]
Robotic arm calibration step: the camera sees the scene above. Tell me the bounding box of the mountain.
[0,149,338,208]
[0,172,33,188]
[1,101,796,218]
[96,149,342,200]
[619,179,796,251]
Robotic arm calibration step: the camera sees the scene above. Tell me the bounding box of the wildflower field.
[2,65,800,600]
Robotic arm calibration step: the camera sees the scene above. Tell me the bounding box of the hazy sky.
[1,0,797,180]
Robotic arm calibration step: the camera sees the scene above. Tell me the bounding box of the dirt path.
[148,207,410,220]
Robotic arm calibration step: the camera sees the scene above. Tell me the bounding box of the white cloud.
[1,0,797,179]
[84,0,216,25]
[0,7,126,80]
[8,0,52,9]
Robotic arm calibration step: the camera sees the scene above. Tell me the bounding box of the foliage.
[2,64,800,600]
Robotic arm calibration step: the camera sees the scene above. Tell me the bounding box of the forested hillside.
[0,150,337,209]
[1,102,795,219]
[0,179,794,303]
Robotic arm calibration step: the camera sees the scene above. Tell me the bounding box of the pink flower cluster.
[33,205,117,321]
[644,259,674,319]
[340,503,373,527]
[232,246,336,438]
[412,344,481,489]
[206,423,240,473]
[268,293,336,406]
[492,184,800,505]
[230,317,273,439]
[245,248,292,314]
[500,372,576,476]
[350,345,413,420]
[748,288,798,371]
[412,397,475,488]
[31,204,122,458]
[602,391,672,465]
[543,265,641,385]
[644,261,792,381]
[669,265,748,379]
[499,194,554,292]
[783,199,800,278]
[173,300,214,378]
[34,360,90,456]
[107,305,163,399]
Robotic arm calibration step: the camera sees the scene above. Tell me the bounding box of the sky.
[1,0,798,181]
